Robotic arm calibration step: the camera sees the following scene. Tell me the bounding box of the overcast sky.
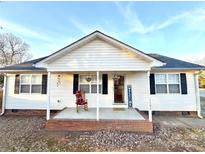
[0,1,205,61]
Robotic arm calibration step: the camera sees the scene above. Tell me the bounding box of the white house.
[0,31,204,130]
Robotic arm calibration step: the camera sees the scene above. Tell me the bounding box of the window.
[20,75,42,94]
[80,85,90,93]
[79,75,101,94]
[91,84,102,93]
[20,75,31,93]
[168,74,180,93]
[155,74,167,94]
[31,75,42,93]
[155,74,180,94]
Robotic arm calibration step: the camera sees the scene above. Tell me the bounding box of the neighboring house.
[0,31,204,132]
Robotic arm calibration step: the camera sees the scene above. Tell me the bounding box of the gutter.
[151,68,205,71]
[0,69,46,73]
[0,73,7,116]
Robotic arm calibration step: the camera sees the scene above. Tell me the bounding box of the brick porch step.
[45,119,153,133]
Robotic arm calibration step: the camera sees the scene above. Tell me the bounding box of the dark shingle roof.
[0,56,48,72]
[148,54,205,70]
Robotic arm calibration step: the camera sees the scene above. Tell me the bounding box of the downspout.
[194,71,203,118]
[0,73,7,115]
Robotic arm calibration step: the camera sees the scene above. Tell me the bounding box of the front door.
[114,76,124,103]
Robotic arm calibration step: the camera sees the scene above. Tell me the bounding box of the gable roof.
[36,30,163,65]
[148,54,205,70]
[0,31,204,72]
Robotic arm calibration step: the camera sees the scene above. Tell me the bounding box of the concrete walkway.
[153,116,205,128]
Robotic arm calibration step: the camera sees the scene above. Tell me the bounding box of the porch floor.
[53,108,145,120]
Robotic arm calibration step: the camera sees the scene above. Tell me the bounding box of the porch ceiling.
[53,108,145,120]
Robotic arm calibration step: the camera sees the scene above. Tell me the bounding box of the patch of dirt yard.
[0,115,205,152]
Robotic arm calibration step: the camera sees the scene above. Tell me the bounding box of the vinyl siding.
[46,38,151,71]
[126,72,150,110]
[5,74,47,109]
[48,72,149,109]
[49,72,113,108]
[150,72,197,111]
[4,71,198,112]
[49,73,74,109]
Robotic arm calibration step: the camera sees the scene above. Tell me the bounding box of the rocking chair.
[75,90,88,112]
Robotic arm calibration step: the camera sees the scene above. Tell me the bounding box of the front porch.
[45,108,153,133]
[53,108,145,120]
[45,70,153,132]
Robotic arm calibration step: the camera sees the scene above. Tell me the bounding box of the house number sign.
[57,75,61,87]
[127,85,133,108]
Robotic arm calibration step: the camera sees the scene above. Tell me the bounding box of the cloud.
[115,2,205,34]
[0,18,81,58]
[157,8,205,31]
[0,18,53,43]
[69,18,108,34]
[156,14,185,30]
[69,18,92,34]
[114,2,154,34]
[69,17,122,39]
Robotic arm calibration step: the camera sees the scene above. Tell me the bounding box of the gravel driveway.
[0,115,205,152]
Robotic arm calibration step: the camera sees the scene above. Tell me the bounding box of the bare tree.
[0,33,32,66]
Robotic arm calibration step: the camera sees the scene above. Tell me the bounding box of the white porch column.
[46,72,51,120]
[147,71,152,122]
[194,73,202,118]
[96,71,100,121]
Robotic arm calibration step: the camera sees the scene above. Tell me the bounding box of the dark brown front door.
[114,76,124,103]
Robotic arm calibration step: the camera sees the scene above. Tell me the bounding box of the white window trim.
[79,74,102,94]
[19,74,42,94]
[155,73,181,95]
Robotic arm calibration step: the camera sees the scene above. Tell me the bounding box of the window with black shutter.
[41,75,47,94]
[102,74,108,94]
[14,74,20,94]
[180,73,188,94]
[73,74,79,94]
[150,74,155,94]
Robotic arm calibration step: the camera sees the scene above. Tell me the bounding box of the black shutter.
[14,74,20,94]
[102,74,108,94]
[180,73,187,94]
[41,75,48,94]
[150,74,155,94]
[73,74,79,94]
